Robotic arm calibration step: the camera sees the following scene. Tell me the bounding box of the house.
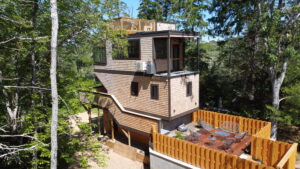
[92,17,200,146]
[89,18,297,169]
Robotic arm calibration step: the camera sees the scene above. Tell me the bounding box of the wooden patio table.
[187,129,252,156]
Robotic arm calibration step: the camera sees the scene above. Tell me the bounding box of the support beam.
[87,109,92,124]
[121,129,131,146]
[97,108,101,135]
[110,119,115,140]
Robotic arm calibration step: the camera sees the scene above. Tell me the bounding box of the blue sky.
[122,0,221,42]
[122,0,140,17]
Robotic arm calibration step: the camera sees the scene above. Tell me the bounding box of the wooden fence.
[251,137,298,169]
[192,110,271,139]
[152,127,274,169]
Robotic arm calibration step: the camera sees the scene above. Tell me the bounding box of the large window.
[154,38,167,58]
[93,46,106,65]
[113,39,140,60]
[151,84,159,100]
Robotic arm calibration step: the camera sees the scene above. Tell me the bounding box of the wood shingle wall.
[97,95,160,134]
[170,74,199,117]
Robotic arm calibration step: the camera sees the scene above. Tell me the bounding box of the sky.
[121,0,222,42]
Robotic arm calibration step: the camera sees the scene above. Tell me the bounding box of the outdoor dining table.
[194,129,252,156]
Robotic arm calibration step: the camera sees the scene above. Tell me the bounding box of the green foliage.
[174,131,185,140]
[138,0,207,32]
[0,0,124,167]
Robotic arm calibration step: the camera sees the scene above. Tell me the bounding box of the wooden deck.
[186,128,252,156]
[151,109,298,169]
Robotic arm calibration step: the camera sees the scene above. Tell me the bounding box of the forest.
[0,0,299,168]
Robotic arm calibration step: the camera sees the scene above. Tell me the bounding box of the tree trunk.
[269,57,288,140]
[50,0,59,168]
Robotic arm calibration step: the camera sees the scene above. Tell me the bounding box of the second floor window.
[93,45,106,65]
[154,38,167,59]
[113,39,140,60]
[131,82,139,96]
[151,84,159,99]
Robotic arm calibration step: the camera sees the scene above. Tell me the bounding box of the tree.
[138,0,172,21]
[50,0,59,168]
[208,0,300,139]
[0,0,123,167]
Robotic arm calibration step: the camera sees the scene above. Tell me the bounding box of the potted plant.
[209,132,216,141]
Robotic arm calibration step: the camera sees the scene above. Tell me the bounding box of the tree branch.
[0,36,49,45]
[3,85,51,91]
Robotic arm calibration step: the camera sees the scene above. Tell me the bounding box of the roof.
[128,30,199,38]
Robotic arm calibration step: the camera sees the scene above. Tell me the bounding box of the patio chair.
[199,120,214,131]
[177,123,188,132]
[234,131,248,142]
[190,129,201,137]
[223,139,234,151]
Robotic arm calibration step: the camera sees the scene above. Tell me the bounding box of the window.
[93,46,106,65]
[113,39,140,60]
[187,82,192,96]
[154,38,167,58]
[128,39,140,59]
[131,82,139,96]
[151,84,159,99]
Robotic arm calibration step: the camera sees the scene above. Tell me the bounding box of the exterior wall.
[94,37,153,71]
[170,74,199,117]
[95,73,169,117]
[100,97,159,134]
[150,148,200,169]
[162,113,192,131]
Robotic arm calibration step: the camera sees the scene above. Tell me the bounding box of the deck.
[151,110,298,169]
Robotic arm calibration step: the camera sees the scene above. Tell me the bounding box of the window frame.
[113,39,141,60]
[186,82,192,97]
[93,46,107,65]
[131,82,139,96]
[154,38,168,59]
[151,84,159,100]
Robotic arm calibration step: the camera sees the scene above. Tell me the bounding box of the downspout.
[167,31,171,118]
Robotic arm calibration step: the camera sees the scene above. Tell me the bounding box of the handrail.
[79,90,161,121]
[276,143,298,169]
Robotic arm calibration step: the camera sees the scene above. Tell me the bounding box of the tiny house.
[93,17,200,146]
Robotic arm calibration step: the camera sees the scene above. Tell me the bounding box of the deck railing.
[151,110,297,169]
[192,109,271,139]
[152,125,274,169]
[251,136,298,169]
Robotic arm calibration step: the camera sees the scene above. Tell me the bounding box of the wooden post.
[152,125,157,134]
[97,108,101,135]
[110,119,114,140]
[121,128,131,146]
[128,131,131,146]
[88,108,92,124]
